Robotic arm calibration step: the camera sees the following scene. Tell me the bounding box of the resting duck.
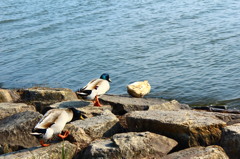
[31,107,86,147]
[76,73,111,107]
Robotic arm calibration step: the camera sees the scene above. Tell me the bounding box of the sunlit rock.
[127,80,151,98]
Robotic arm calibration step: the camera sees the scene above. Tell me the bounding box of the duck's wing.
[94,79,110,95]
[34,109,63,129]
[81,79,100,90]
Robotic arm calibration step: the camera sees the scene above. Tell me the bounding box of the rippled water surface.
[1,0,240,107]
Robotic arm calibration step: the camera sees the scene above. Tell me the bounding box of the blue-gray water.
[1,0,240,108]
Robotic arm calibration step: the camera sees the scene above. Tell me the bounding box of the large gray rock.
[162,145,229,159]
[100,95,190,115]
[220,123,240,159]
[70,110,122,139]
[0,89,19,103]
[81,139,120,159]
[18,87,78,113]
[126,110,226,149]
[112,132,178,159]
[0,103,35,120]
[82,132,178,159]
[0,141,76,159]
[0,111,42,154]
[50,100,112,118]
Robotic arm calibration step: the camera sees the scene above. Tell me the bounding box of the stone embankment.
[0,87,240,158]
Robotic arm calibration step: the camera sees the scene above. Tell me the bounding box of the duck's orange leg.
[93,96,102,107]
[58,131,70,139]
[40,140,50,147]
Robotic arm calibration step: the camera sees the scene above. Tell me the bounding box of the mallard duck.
[76,73,111,107]
[31,107,86,147]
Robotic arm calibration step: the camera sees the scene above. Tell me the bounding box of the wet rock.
[126,110,226,149]
[18,87,78,113]
[100,95,190,115]
[70,110,122,139]
[82,132,178,159]
[162,145,229,159]
[0,103,35,120]
[220,123,240,159]
[0,89,19,103]
[127,80,151,98]
[0,141,76,159]
[0,111,42,154]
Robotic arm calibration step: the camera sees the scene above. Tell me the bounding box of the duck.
[31,107,86,147]
[76,73,111,107]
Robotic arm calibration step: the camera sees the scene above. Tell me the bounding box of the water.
[1,0,240,108]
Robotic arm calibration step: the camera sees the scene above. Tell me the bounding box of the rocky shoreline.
[0,87,240,158]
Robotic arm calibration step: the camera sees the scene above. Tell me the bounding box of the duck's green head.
[100,73,111,82]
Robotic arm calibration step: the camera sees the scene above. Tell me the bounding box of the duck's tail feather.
[76,90,92,96]
[31,128,47,136]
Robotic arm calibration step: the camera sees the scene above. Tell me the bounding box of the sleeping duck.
[76,73,111,107]
[31,107,86,147]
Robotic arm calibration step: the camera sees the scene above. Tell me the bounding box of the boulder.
[0,141,76,159]
[0,103,35,120]
[81,139,120,159]
[63,124,92,151]
[0,111,42,154]
[50,100,112,118]
[127,80,151,98]
[100,95,190,115]
[82,132,178,159]
[0,89,19,103]
[70,110,122,139]
[18,87,78,113]
[112,132,178,159]
[162,145,229,159]
[220,123,240,159]
[126,110,226,149]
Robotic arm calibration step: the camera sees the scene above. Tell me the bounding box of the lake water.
[1,0,240,108]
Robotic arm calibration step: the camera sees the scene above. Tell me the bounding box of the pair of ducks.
[31,73,111,147]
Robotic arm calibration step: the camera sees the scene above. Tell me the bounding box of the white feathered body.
[79,78,110,100]
[32,109,73,140]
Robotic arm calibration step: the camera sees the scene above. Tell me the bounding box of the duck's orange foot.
[58,131,70,139]
[40,140,50,147]
[93,96,102,107]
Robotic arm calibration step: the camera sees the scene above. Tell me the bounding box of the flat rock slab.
[0,141,76,159]
[70,110,122,139]
[126,110,226,149]
[18,87,78,113]
[0,103,35,120]
[82,131,178,159]
[162,145,229,159]
[100,95,190,115]
[50,100,112,118]
[220,123,240,159]
[0,89,19,103]
[0,111,42,154]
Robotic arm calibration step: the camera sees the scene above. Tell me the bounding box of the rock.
[63,124,92,151]
[82,132,178,159]
[162,145,229,159]
[112,132,178,159]
[0,141,76,159]
[0,103,35,120]
[18,87,78,113]
[50,100,112,118]
[126,110,226,149]
[0,89,20,103]
[81,139,120,159]
[70,110,122,139]
[0,111,42,154]
[100,95,190,115]
[220,123,240,159]
[127,80,151,98]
